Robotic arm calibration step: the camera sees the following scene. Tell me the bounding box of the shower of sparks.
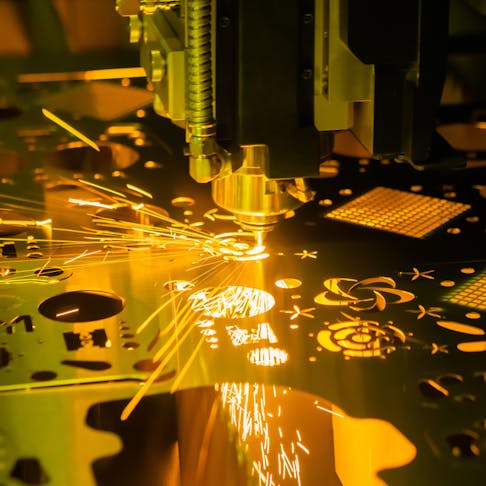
[400,267,435,281]
[189,286,275,319]
[226,322,278,347]
[280,305,316,320]
[41,108,100,151]
[220,384,306,485]
[294,250,318,260]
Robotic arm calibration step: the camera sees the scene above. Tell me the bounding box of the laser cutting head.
[211,145,316,238]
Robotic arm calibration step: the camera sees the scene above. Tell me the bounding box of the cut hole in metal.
[454,394,476,404]
[171,196,195,208]
[30,370,57,381]
[47,141,139,172]
[0,150,24,177]
[123,341,140,350]
[418,379,448,399]
[61,360,111,371]
[38,290,125,322]
[0,347,11,368]
[438,373,464,386]
[34,267,67,278]
[10,457,49,485]
[0,106,22,119]
[446,432,480,458]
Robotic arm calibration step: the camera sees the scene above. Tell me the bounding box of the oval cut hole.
[38,290,125,322]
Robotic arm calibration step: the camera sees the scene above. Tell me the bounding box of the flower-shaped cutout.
[314,277,415,311]
[317,320,406,358]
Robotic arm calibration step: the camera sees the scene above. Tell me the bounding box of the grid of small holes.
[325,187,470,238]
[447,272,486,310]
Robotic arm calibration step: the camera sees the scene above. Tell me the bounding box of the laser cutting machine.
[0,1,485,485]
[116,0,462,238]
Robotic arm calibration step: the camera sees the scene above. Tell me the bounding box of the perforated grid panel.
[325,187,470,238]
[446,270,486,310]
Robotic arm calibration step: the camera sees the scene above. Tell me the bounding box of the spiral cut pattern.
[186,0,214,131]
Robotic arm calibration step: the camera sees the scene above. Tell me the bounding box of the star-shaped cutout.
[400,267,435,281]
[294,250,318,260]
[431,343,449,355]
[407,305,443,319]
[280,305,316,320]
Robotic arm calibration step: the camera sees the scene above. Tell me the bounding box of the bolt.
[219,16,231,29]
[303,13,313,24]
[302,68,313,80]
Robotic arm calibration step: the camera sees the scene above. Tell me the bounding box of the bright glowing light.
[35,218,52,226]
[275,278,302,289]
[68,198,115,210]
[163,280,195,292]
[226,322,278,347]
[188,286,275,319]
[247,347,289,367]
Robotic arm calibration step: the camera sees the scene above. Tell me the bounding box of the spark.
[55,308,79,318]
[400,267,435,281]
[294,249,318,259]
[407,305,443,319]
[126,183,153,199]
[296,442,310,455]
[78,179,127,198]
[68,198,116,210]
[42,108,100,151]
[63,249,101,264]
[280,305,316,320]
[315,403,344,418]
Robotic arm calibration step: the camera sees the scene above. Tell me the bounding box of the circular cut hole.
[30,370,57,381]
[189,286,275,319]
[0,150,24,177]
[47,141,139,172]
[38,290,125,322]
